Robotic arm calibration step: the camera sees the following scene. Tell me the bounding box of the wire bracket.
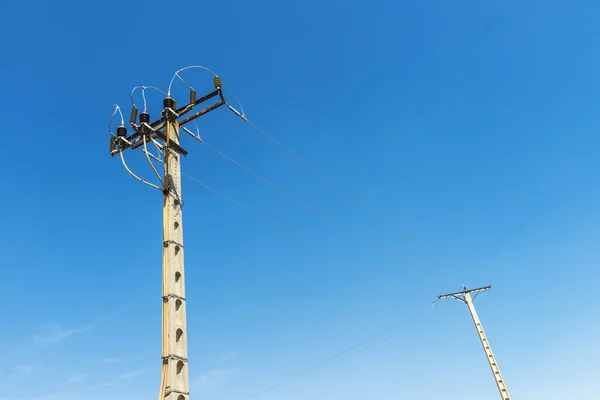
[163,240,184,248]
[161,354,189,364]
[162,293,186,303]
[165,389,190,397]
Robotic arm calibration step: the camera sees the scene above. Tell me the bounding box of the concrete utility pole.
[109,74,227,400]
[436,286,511,400]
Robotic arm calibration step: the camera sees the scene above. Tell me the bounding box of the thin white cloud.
[66,373,87,383]
[100,357,121,364]
[34,323,94,346]
[191,368,231,389]
[119,369,144,380]
[15,362,41,375]
[0,362,41,391]
[85,380,117,392]
[220,352,239,362]
[26,394,61,400]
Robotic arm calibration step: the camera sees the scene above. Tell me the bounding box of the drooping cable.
[183,129,406,266]
[143,134,165,188]
[248,313,424,398]
[181,173,363,267]
[244,119,423,243]
[168,65,219,96]
[217,85,423,246]
[169,66,246,119]
[119,149,162,191]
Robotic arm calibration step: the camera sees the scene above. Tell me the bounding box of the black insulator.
[139,112,150,123]
[163,97,176,109]
[214,76,222,89]
[116,126,127,137]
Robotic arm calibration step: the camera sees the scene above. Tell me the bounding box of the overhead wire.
[119,148,162,191]
[248,313,424,398]
[181,173,364,268]
[221,83,246,118]
[241,119,426,247]
[182,128,408,267]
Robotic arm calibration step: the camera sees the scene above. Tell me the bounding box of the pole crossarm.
[109,76,226,161]
[436,285,491,302]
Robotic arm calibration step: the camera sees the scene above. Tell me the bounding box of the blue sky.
[1,0,599,399]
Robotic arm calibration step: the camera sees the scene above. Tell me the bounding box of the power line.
[248,313,423,398]
[192,137,408,266]
[182,173,364,268]
[243,119,426,248]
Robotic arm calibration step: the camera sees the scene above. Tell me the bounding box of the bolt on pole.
[435,285,511,400]
[109,73,227,400]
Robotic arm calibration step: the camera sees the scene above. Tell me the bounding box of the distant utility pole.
[109,75,227,400]
[436,286,511,400]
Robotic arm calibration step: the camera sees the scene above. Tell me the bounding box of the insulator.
[139,112,150,123]
[189,89,196,104]
[163,97,176,109]
[214,76,222,89]
[116,126,127,137]
[129,106,138,126]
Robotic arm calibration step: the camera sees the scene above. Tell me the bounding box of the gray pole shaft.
[162,118,190,400]
[464,291,510,400]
